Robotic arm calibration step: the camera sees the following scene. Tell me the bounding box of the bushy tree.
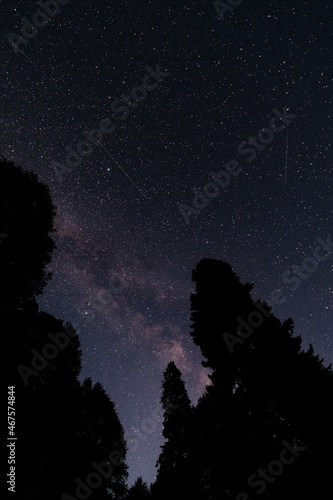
[0,157,56,308]
[3,159,128,500]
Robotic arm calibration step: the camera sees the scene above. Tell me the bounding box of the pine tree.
[79,378,128,500]
[190,258,255,397]
[152,361,192,500]
[127,477,151,500]
[189,259,257,497]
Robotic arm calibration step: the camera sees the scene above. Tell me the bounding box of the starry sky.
[1,0,332,486]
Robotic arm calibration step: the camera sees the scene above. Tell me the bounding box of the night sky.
[2,0,332,486]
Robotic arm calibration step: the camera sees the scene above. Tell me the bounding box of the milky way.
[1,0,332,485]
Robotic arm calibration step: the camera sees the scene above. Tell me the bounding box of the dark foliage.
[152,258,333,500]
[4,158,332,499]
[3,159,128,500]
[0,157,56,307]
[151,361,193,500]
[127,477,151,500]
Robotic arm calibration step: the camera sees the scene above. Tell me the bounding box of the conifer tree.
[79,378,128,499]
[189,258,333,499]
[127,477,151,500]
[152,361,192,500]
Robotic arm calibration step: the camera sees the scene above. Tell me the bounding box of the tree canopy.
[0,157,56,307]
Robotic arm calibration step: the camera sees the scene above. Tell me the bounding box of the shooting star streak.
[83,126,148,200]
[4,36,149,200]
[284,122,289,187]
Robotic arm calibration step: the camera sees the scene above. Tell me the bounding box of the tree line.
[2,158,332,500]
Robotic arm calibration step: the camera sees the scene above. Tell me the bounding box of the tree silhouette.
[186,258,333,499]
[9,308,84,499]
[3,159,128,500]
[189,259,256,498]
[0,157,56,308]
[152,361,194,500]
[190,258,255,396]
[127,477,151,500]
[4,156,332,499]
[78,378,128,500]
